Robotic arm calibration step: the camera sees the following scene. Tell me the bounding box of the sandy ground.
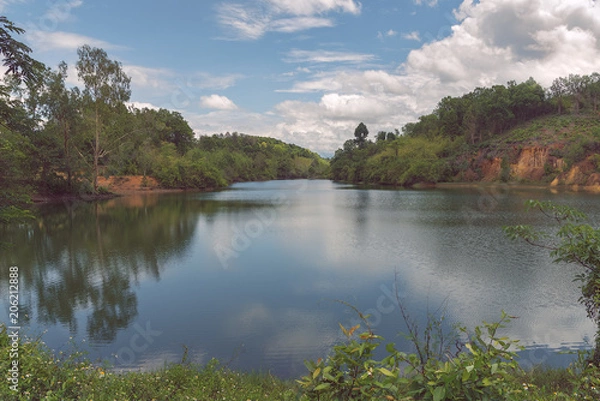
[96,175,177,195]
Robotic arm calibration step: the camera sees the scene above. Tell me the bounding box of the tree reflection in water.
[0,193,236,342]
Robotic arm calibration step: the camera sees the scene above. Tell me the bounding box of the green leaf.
[313,383,331,391]
[491,363,498,375]
[462,369,471,382]
[433,386,446,401]
[378,367,396,377]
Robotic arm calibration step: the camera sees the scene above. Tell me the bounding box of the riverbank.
[0,324,595,401]
[30,175,201,204]
[435,181,600,193]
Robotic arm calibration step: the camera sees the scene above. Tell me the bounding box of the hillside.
[456,114,600,189]
[330,73,600,191]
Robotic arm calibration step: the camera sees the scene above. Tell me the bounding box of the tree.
[0,16,42,224]
[550,77,567,114]
[40,62,83,192]
[76,45,131,192]
[585,73,600,113]
[564,74,586,114]
[354,122,369,148]
[0,16,42,85]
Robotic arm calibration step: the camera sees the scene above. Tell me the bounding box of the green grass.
[2,324,600,400]
[496,114,600,148]
[0,325,299,400]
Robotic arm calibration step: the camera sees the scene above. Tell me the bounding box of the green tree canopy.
[354,122,369,148]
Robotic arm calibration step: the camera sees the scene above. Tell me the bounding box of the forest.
[330,74,600,186]
[0,17,328,223]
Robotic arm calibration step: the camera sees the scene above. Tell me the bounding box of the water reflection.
[0,194,271,342]
[0,182,598,378]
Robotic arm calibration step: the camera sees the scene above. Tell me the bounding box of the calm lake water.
[1,180,599,378]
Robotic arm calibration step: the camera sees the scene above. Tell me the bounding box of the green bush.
[297,312,530,401]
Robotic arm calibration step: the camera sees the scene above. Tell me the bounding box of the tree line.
[0,17,328,223]
[331,73,600,185]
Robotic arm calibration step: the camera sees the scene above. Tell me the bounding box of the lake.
[1,180,598,378]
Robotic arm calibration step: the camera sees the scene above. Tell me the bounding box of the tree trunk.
[93,102,99,193]
[63,119,72,192]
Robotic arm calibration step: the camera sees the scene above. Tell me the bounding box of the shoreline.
[30,177,600,205]
[435,181,600,193]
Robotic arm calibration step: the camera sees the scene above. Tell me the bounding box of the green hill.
[330,74,600,190]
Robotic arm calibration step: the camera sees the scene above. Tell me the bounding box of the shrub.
[297,312,527,401]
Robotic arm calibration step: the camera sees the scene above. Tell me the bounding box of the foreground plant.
[298,311,528,401]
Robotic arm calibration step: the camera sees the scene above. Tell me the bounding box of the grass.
[0,325,299,401]
[497,114,600,148]
[2,324,599,400]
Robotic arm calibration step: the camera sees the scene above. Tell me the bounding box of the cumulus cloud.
[262,0,600,156]
[200,94,239,110]
[217,0,361,40]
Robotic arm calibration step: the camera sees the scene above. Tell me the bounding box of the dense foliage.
[0,16,328,224]
[331,74,600,186]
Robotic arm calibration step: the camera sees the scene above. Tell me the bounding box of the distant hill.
[330,73,600,191]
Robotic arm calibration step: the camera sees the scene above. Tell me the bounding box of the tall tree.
[40,62,82,191]
[550,77,567,115]
[0,16,42,224]
[76,45,131,192]
[354,122,369,148]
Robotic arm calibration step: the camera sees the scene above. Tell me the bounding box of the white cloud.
[41,0,83,25]
[25,30,120,51]
[200,94,238,110]
[414,0,439,6]
[262,0,600,155]
[123,65,173,89]
[406,0,600,88]
[267,0,361,16]
[270,16,335,33]
[284,49,376,64]
[377,29,398,40]
[217,3,269,40]
[0,0,21,13]
[127,101,161,111]
[217,0,361,40]
[402,31,421,41]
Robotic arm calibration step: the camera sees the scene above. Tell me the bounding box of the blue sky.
[4,0,600,155]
